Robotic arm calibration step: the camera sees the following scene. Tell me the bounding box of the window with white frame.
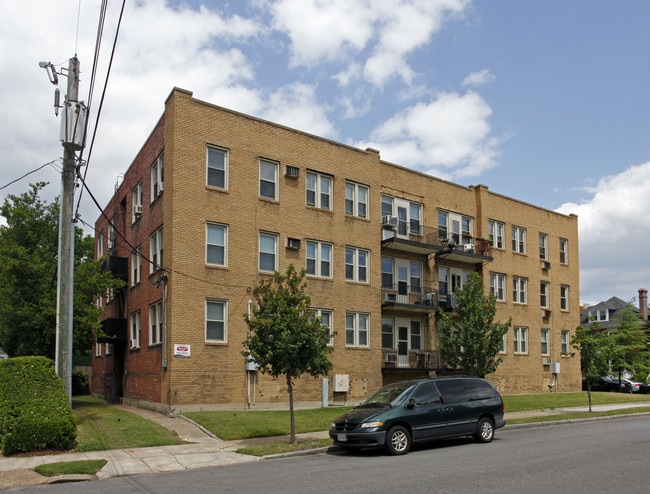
[513,276,527,304]
[541,328,550,355]
[345,181,368,218]
[438,210,473,244]
[259,159,278,200]
[382,317,394,349]
[539,233,548,260]
[561,330,570,355]
[512,226,526,254]
[97,233,104,258]
[206,223,227,266]
[151,154,164,201]
[345,247,369,283]
[130,311,141,349]
[107,222,115,251]
[488,220,505,249]
[95,339,102,357]
[306,240,332,278]
[559,238,568,264]
[560,285,569,311]
[131,246,142,286]
[514,326,528,354]
[490,273,506,301]
[311,309,334,346]
[306,171,332,210]
[207,146,228,189]
[540,281,550,308]
[149,301,163,345]
[499,332,507,354]
[381,195,393,217]
[132,181,143,223]
[381,257,393,288]
[206,299,227,342]
[382,194,422,237]
[438,266,468,295]
[588,309,608,322]
[150,228,163,273]
[346,312,369,347]
[259,232,277,272]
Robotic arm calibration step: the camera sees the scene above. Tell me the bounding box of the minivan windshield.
[361,382,415,406]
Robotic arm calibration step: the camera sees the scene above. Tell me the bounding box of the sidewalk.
[1,401,649,489]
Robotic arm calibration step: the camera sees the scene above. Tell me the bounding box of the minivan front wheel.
[385,425,411,455]
[474,417,495,443]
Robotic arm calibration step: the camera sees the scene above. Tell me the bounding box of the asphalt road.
[11,416,650,494]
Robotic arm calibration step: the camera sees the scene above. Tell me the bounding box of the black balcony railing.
[382,349,443,370]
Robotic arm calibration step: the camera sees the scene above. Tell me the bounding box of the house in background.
[0,348,8,360]
[580,288,650,329]
[92,88,582,412]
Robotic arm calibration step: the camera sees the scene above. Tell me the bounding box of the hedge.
[0,356,77,454]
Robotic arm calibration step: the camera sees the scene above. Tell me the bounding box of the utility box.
[333,374,350,392]
[552,362,561,374]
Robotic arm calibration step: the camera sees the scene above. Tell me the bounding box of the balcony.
[381,225,492,265]
[97,317,128,343]
[101,255,129,281]
[382,350,443,370]
[382,285,437,312]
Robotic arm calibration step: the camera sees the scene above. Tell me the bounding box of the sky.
[0,0,649,307]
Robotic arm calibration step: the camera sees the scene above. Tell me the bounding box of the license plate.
[337,433,347,442]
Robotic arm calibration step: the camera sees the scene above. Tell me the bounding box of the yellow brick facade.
[94,88,581,411]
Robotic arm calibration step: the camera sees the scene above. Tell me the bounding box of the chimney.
[639,288,648,321]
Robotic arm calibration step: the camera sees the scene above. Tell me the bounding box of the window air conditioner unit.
[382,215,398,228]
[385,353,398,363]
[285,165,299,178]
[420,292,436,306]
[542,357,552,366]
[384,292,397,303]
[134,204,143,216]
[286,237,301,250]
[130,339,138,349]
[543,261,551,270]
[544,309,552,318]
[463,244,475,252]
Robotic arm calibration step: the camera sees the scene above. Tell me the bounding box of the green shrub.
[72,370,90,395]
[0,356,77,454]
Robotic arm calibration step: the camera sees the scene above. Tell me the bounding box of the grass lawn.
[34,459,107,477]
[502,391,650,412]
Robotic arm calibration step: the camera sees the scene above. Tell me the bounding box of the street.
[11,416,650,493]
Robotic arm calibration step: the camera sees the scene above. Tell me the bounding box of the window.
[151,154,164,201]
[306,240,332,278]
[513,276,528,304]
[150,228,163,274]
[306,171,332,210]
[97,233,104,258]
[499,333,507,354]
[539,233,548,260]
[383,194,422,237]
[95,339,102,357]
[512,226,526,254]
[560,285,569,311]
[588,309,608,322]
[561,330,570,355]
[206,223,227,266]
[346,312,369,347]
[311,309,334,346]
[490,273,506,301]
[345,247,368,283]
[259,232,277,272]
[559,238,568,264]
[149,301,163,345]
[438,266,468,295]
[207,146,228,189]
[381,195,393,217]
[131,247,142,286]
[206,299,227,342]
[130,312,141,349]
[488,220,504,249]
[382,317,394,349]
[514,326,528,354]
[107,222,115,251]
[540,281,550,308]
[541,328,550,355]
[132,181,143,223]
[259,159,278,200]
[382,257,394,289]
[438,210,472,244]
[345,182,368,218]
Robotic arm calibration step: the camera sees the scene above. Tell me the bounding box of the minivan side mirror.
[407,398,416,409]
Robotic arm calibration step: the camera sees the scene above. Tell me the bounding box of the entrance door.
[396,259,410,304]
[397,325,409,367]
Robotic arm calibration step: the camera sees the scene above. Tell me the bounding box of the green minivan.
[329,376,506,455]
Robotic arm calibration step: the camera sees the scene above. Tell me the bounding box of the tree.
[571,322,611,411]
[243,265,333,443]
[436,272,511,377]
[608,304,649,384]
[0,183,120,360]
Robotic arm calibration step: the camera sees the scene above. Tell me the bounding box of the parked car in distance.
[637,382,650,394]
[329,376,506,455]
[583,376,633,393]
[622,379,640,393]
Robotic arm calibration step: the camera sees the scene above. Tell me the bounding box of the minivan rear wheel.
[385,425,411,455]
[474,417,494,443]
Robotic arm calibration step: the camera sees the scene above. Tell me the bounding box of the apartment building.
[92,88,581,411]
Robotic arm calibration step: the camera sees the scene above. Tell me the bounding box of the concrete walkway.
[1,401,649,490]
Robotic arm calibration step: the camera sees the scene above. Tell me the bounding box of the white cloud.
[359,91,499,176]
[463,69,496,87]
[557,162,650,305]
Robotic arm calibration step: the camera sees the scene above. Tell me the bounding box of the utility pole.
[42,56,86,402]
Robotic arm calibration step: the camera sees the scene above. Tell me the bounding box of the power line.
[0,160,61,191]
